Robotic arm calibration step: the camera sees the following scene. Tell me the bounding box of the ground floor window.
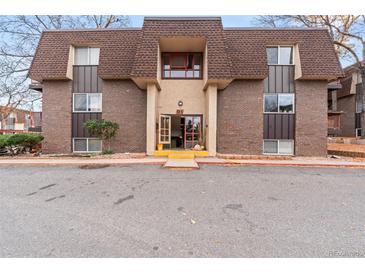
[328,115,340,129]
[356,128,362,138]
[73,138,102,153]
[263,139,294,155]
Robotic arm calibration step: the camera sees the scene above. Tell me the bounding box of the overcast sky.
[129,15,256,27]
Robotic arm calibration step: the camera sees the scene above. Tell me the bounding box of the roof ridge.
[224,27,328,31]
[144,16,222,21]
[43,27,141,32]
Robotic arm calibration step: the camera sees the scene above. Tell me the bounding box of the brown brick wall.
[295,80,328,157]
[217,80,263,155]
[42,80,72,153]
[337,95,356,137]
[102,80,147,153]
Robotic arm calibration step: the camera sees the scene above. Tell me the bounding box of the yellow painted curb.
[154,150,209,157]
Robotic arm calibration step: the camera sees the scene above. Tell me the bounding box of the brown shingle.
[131,17,232,80]
[29,29,141,81]
[29,17,343,83]
[224,28,343,80]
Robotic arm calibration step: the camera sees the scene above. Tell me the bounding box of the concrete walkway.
[0,156,365,168]
[163,158,199,169]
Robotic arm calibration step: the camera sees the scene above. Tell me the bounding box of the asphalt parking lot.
[1,165,365,257]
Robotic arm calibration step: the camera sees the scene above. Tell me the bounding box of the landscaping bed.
[328,143,365,158]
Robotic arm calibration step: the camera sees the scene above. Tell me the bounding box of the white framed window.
[73,138,102,153]
[266,46,294,65]
[74,47,100,65]
[263,139,294,155]
[5,112,16,130]
[24,114,31,130]
[264,93,295,113]
[73,93,102,112]
[356,128,362,138]
[356,99,363,113]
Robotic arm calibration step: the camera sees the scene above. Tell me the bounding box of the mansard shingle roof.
[130,17,232,80]
[224,28,343,80]
[29,29,141,81]
[29,17,343,83]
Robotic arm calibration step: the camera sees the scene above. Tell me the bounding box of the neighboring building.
[29,17,342,156]
[328,63,364,137]
[0,106,42,134]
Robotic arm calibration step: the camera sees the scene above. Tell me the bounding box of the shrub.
[102,149,114,155]
[0,134,9,148]
[6,133,44,154]
[84,119,119,153]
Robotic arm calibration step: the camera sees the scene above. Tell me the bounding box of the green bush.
[7,133,43,148]
[0,134,9,148]
[5,133,44,154]
[84,119,119,153]
[102,149,114,155]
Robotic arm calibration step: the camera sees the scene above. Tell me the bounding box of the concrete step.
[168,153,195,159]
[154,150,209,157]
[163,158,199,169]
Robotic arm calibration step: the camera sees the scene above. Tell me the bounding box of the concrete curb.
[217,162,365,169]
[1,159,365,169]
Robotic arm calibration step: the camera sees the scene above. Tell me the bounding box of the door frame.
[183,115,203,149]
[159,114,203,149]
[158,114,171,145]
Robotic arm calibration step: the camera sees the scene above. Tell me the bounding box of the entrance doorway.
[159,114,202,150]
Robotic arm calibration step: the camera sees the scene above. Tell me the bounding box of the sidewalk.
[1,156,365,168]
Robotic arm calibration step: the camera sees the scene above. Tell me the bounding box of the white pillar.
[146,83,157,155]
[206,84,217,156]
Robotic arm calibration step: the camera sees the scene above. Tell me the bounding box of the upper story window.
[264,94,295,113]
[74,47,100,66]
[162,53,203,79]
[24,114,31,130]
[266,46,293,65]
[73,93,102,112]
[356,98,363,113]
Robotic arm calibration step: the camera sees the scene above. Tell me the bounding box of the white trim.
[263,93,295,114]
[263,139,294,156]
[73,138,102,153]
[267,45,294,65]
[72,93,102,113]
[159,114,171,144]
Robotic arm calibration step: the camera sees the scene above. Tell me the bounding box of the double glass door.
[159,115,202,149]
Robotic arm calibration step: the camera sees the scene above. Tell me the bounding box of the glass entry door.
[184,116,202,149]
[159,115,171,144]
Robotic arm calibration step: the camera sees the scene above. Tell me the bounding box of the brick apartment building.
[328,63,364,138]
[29,17,343,157]
[0,106,42,134]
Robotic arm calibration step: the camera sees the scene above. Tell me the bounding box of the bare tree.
[254,16,364,63]
[0,15,130,121]
[254,15,365,137]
